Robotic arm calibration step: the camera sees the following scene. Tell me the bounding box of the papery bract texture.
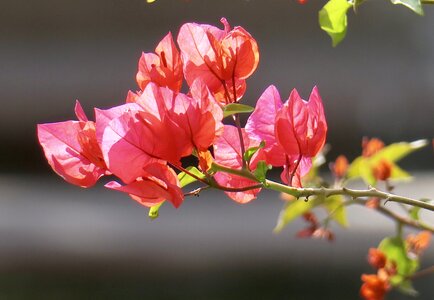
[177,18,259,104]
[136,32,183,92]
[214,125,263,203]
[97,83,223,183]
[275,86,327,158]
[245,85,285,166]
[105,162,184,208]
[37,101,107,187]
[246,86,326,187]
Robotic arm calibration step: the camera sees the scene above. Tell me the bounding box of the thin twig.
[352,199,434,233]
[264,180,434,212]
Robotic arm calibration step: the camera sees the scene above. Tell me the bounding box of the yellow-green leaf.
[379,237,419,283]
[347,140,427,185]
[319,0,352,47]
[274,197,323,233]
[324,195,349,227]
[370,140,428,165]
[223,103,254,118]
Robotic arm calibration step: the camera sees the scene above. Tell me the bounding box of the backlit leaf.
[223,103,254,118]
[274,197,323,233]
[379,237,419,285]
[347,140,427,185]
[319,0,352,47]
[324,195,348,227]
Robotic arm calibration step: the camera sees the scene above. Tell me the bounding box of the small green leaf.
[390,164,411,180]
[391,0,424,15]
[319,0,352,47]
[223,103,254,118]
[324,195,349,227]
[253,161,271,183]
[148,201,164,219]
[274,197,323,233]
[178,166,205,187]
[370,140,428,165]
[409,206,420,221]
[379,237,419,281]
[243,141,265,163]
[347,140,427,185]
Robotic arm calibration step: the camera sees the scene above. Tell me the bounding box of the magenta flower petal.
[245,85,286,166]
[214,125,262,203]
[105,163,184,208]
[37,121,105,187]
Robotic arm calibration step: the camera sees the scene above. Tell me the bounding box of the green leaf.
[148,201,164,219]
[409,206,421,221]
[391,0,424,15]
[178,166,205,187]
[253,161,271,183]
[274,197,323,233]
[243,141,265,163]
[223,103,254,118]
[347,140,428,185]
[379,237,419,283]
[319,0,352,47]
[324,195,349,227]
[370,140,428,165]
[390,164,411,180]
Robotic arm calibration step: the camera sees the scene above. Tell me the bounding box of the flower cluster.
[37,18,327,208]
[360,232,432,300]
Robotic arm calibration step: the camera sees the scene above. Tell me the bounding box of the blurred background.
[1,0,433,299]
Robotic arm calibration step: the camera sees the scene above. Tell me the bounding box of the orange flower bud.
[366,197,380,209]
[407,231,432,255]
[368,248,387,269]
[362,137,384,157]
[332,155,348,178]
[372,159,392,181]
[360,274,390,300]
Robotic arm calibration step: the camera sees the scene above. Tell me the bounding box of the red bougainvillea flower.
[213,125,263,203]
[360,274,390,300]
[96,83,223,183]
[246,85,326,187]
[406,230,432,256]
[177,18,259,104]
[275,87,327,158]
[37,101,108,187]
[331,155,348,178]
[105,162,184,208]
[136,32,183,92]
[245,85,285,166]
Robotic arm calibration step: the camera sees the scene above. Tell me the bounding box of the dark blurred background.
[0,0,433,299]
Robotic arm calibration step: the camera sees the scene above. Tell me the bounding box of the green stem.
[211,162,259,182]
[421,0,434,4]
[264,180,434,212]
